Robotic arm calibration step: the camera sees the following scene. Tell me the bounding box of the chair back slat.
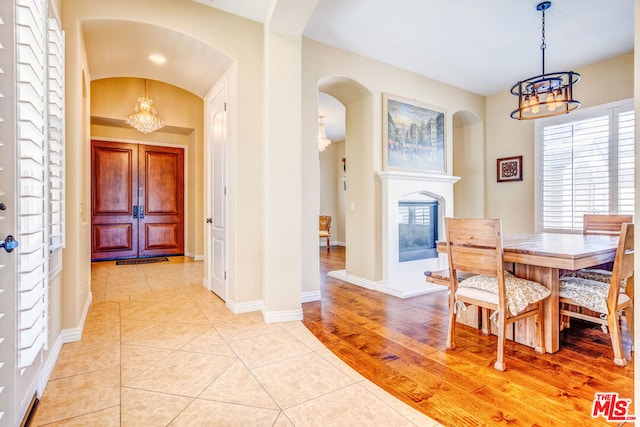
[445,218,505,280]
[583,214,633,236]
[449,246,500,276]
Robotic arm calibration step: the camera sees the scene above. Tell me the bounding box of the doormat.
[116,257,169,266]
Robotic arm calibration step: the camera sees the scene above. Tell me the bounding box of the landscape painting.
[384,94,445,173]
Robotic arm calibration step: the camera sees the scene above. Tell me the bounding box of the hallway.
[31,257,437,426]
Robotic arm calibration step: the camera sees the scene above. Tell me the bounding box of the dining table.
[437,232,619,353]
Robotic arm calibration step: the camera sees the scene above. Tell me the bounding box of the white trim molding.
[59,291,92,343]
[327,269,446,299]
[301,290,321,303]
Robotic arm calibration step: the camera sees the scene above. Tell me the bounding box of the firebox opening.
[398,200,438,262]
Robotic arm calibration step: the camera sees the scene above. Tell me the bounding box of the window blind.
[538,101,635,232]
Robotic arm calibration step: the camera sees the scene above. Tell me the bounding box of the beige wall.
[301,38,486,291]
[90,77,204,258]
[485,53,634,234]
[453,112,484,218]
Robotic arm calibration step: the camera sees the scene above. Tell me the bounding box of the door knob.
[0,235,18,253]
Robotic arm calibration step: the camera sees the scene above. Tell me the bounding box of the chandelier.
[318,115,332,152]
[125,79,165,134]
[510,2,580,120]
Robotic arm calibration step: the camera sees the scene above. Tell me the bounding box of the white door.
[207,87,227,300]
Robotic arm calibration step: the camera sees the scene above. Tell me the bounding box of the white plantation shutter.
[16,0,48,370]
[537,100,635,232]
[47,14,63,262]
[0,0,62,422]
[0,8,11,421]
[617,110,634,214]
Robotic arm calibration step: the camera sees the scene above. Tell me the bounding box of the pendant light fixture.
[125,79,166,134]
[510,2,580,120]
[318,115,332,152]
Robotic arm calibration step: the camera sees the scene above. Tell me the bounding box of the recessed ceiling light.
[148,54,166,64]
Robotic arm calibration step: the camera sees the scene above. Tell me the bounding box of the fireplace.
[378,170,460,297]
[398,199,438,262]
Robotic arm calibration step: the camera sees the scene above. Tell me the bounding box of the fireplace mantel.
[377,170,461,185]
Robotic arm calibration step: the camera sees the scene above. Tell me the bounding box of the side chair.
[319,215,331,253]
[560,214,633,330]
[559,222,634,367]
[444,217,551,371]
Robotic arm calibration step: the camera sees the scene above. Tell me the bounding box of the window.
[536,99,634,232]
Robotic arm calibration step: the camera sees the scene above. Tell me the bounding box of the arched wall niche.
[452,110,484,218]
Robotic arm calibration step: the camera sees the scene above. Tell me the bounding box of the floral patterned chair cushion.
[456,271,551,316]
[559,276,630,314]
[561,269,627,292]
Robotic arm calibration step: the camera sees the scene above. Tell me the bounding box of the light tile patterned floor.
[31,257,441,426]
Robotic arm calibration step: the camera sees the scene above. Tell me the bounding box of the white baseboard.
[38,290,92,396]
[39,335,63,394]
[60,291,92,343]
[320,241,345,248]
[301,290,321,302]
[327,270,445,298]
[192,254,204,261]
[226,298,304,323]
[262,308,303,323]
[226,298,263,314]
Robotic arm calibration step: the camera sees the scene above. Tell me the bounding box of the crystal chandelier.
[318,115,332,152]
[126,79,165,134]
[510,2,580,120]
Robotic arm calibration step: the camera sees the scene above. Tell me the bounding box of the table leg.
[513,264,560,353]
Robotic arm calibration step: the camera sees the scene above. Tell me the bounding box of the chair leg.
[494,311,507,371]
[608,312,627,367]
[326,236,330,252]
[446,295,457,350]
[534,301,545,354]
[559,303,570,331]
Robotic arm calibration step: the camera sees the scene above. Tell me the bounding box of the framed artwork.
[497,156,523,182]
[383,94,445,173]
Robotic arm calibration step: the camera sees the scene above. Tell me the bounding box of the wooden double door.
[91,140,185,261]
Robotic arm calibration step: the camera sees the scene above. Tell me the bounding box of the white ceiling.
[84,0,634,139]
[204,0,634,96]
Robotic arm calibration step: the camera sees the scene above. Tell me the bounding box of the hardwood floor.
[303,246,634,426]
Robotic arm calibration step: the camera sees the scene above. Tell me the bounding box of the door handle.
[139,206,144,219]
[0,235,19,253]
[133,205,139,218]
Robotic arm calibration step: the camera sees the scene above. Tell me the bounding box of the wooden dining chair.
[560,214,633,329]
[559,222,634,367]
[583,214,633,236]
[319,215,331,253]
[445,218,551,371]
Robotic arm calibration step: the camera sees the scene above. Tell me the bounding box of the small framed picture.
[497,156,523,182]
